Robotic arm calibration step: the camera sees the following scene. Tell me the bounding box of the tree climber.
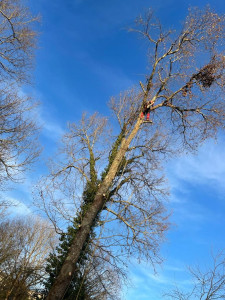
[140,100,154,122]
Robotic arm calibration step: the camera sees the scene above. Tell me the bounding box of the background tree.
[0,0,37,82]
[0,217,56,300]
[164,251,225,300]
[0,0,40,195]
[40,7,225,299]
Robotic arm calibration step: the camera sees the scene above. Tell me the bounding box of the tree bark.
[46,118,142,300]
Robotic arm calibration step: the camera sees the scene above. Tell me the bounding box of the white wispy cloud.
[42,118,65,140]
[125,260,193,300]
[7,196,32,216]
[164,136,225,227]
[164,264,185,272]
[39,113,64,141]
[28,88,65,142]
[167,136,225,193]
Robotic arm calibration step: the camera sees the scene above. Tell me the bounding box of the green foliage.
[82,179,100,206]
[89,147,98,184]
[101,125,137,185]
[44,220,92,300]
[101,125,126,180]
[44,149,99,299]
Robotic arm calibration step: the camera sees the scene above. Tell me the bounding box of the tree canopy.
[36,7,225,299]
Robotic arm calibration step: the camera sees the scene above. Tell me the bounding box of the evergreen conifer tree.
[44,218,93,299]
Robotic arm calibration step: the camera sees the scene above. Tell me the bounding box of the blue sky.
[8,0,225,299]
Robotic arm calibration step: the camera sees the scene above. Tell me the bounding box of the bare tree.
[0,0,40,194]
[0,85,40,187]
[82,249,122,300]
[0,197,14,218]
[42,7,225,299]
[0,0,38,83]
[164,251,225,300]
[0,217,57,300]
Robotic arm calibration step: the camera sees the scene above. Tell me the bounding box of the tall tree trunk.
[46,118,142,300]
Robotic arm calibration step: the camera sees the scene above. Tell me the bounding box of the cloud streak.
[125,260,193,300]
[167,136,225,192]
[6,196,32,216]
[35,104,65,141]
